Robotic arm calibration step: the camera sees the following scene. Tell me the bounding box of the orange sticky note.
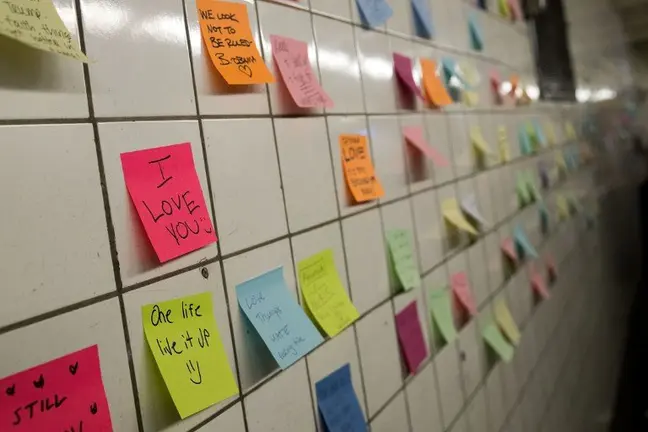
[196,0,274,85]
[509,74,519,96]
[420,59,453,107]
[339,134,384,203]
[270,35,333,108]
[403,126,449,167]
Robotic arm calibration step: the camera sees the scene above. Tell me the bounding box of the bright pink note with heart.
[393,53,424,100]
[403,126,450,167]
[0,345,112,432]
[500,238,517,262]
[529,265,551,299]
[121,143,217,263]
[271,35,333,109]
[395,301,428,374]
[451,272,478,316]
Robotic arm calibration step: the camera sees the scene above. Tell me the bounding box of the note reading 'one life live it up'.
[0,0,88,61]
[386,229,421,291]
[120,143,217,263]
[0,345,112,432]
[315,364,366,432]
[196,0,274,85]
[339,134,384,203]
[142,292,238,419]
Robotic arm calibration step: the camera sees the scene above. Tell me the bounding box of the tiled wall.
[0,0,632,431]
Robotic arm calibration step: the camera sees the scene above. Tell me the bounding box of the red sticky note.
[270,35,333,109]
[500,238,517,262]
[393,53,424,100]
[451,272,478,316]
[403,126,449,167]
[121,143,217,263]
[529,266,551,299]
[0,346,112,432]
[395,301,428,374]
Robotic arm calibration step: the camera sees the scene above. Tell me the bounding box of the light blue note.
[518,127,532,155]
[534,121,547,147]
[513,225,538,258]
[412,0,434,39]
[236,267,324,369]
[356,0,393,28]
[468,13,484,51]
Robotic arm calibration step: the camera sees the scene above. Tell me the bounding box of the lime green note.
[386,229,421,292]
[298,249,360,337]
[0,0,88,61]
[428,287,457,343]
[516,174,531,206]
[481,322,514,363]
[525,172,539,201]
[142,292,238,419]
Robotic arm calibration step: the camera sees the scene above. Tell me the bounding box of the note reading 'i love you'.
[121,143,217,263]
[0,345,112,431]
[196,0,274,85]
[339,134,384,203]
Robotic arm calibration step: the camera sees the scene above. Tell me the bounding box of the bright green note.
[386,229,421,292]
[142,292,238,419]
[428,287,457,343]
[516,174,531,206]
[481,322,514,363]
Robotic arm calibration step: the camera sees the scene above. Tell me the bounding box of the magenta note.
[403,126,450,167]
[393,53,424,100]
[271,35,334,109]
[0,345,113,432]
[121,143,217,263]
[451,272,478,316]
[395,301,428,374]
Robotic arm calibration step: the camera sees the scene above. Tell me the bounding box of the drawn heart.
[33,374,45,389]
[69,362,79,375]
[90,402,98,415]
[5,385,15,396]
[238,65,253,78]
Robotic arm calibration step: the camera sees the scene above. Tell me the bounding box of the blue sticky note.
[412,0,434,39]
[236,267,324,369]
[356,0,393,28]
[316,364,367,432]
[513,226,538,258]
[534,121,547,147]
[518,127,532,155]
[468,14,484,51]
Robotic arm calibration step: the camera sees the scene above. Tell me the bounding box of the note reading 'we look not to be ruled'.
[339,134,384,203]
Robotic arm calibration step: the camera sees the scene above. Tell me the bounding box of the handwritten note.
[393,53,424,100]
[494,299,520,345]
[442,199,478,235]
[513,226,537,258]
[451,272,477,316]
[428,287,458,343]
[0,346,112,431]
[530,266,550,299]
[468,14,483,51]
[270,35,333,109]
[411,0,433,38]
[339,134,384,203]
[298,249,360,337]
[403,126,449,167]
[395,302,428,374]
[500,238,517,262]
[498,126,510,162]
[236,267,323,369]
[481,323,514,363]
[386,229,421,291]
[142,292,238,418]
[356,0,392,27]
[0,0,87,61]
[121,143,217,263]
[316,364,366,432]
[460,194,487,226]
[196,0,274,85]
[420,59,453,107]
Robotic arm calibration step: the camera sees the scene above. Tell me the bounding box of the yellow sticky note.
[546,122,557,146]
[565,121,577,140]
[555,151,567,172]
[459,62,480,87]
[442,199,478,235]
[0,0,88,61]
[498,126,510,162]
[494,299,521,345]
[142,292,238,419]
[298,249,359,337]
[470,127,492,155]
[556,195,569,219]
[463,90,479,107]
[498,0,511,18]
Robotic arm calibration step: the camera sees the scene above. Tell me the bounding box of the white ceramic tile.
[369,115,409,201]
[370,392,410,432]
[196,403,246,431]
[466,240,490,308]
[406,362,444,432]
[486,366,506,432]
[466,387,490,432]
[355,28,398,113]
[385,0,412,36]
[457,320,484,397]
[435,343,465,429]
[447,114,471,178]
[311,0,351,21]
[412,189,443,272]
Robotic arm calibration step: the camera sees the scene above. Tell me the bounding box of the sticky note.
[236,267,324,369]
[516,174,531,206]
[460,62,481,87]
[316,364,366,432]
[395,302,428,374]
[442,199,478,235]
[518,127,532,155]
[142,292,238,418]
[270,35,333,109]
[120,143,217,263]
[298,249,360,337]
[556,195,569,219]
[470,127,492,156]
[460,194,487,226]
[339,134,384,203]
[525,121,538,149]
[481,323,514,362]
[498,126,510,162]
[428,287,458,343]
[463,90,479,107]
[509,75,519,93]
[356,0,393,27]
[530,267,550,299]
[555,151,567,172]
[500,238,517,262]
[0,0,88,61]
[411,0,433,38]
[508,0,522,20]
[393,53,424,100]
[451,272,477,316]
[565,121,577,140]
[403,126,450,166]
[197,0,274,85]
[513,226,538,258]
[534,121,547,147]
[0,346,112,431]
[546,122,557,146]
[386,229,421,291]
[494,299,521,345]
[525,172,539,201]
[420,59,453,107]
[468,14,484,51]
[498,0,511,18]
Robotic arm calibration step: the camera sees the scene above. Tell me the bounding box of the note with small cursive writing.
[316,364,367,432]
[395,301,428,374]
[386,229,421,292]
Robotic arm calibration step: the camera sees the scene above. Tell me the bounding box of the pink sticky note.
[545,255,557,277]
[403,126,450,167]
[508,0,522,20]
[395,301,428,374]
[271,35,333,109]
[529,265,551,299]
[0,345,112,431]
[393,53,424,100]
[451,272,478,316]
[500,238,517,262]
[121,143,217,263]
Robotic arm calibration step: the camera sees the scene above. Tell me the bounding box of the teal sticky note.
[539,202,549,234]
[468,14,484,51]
[518,127,532,155]
[441,57,463,102]
[534,121,547,147]
[236,267,324,369]
[412,0,434,39]
[513,225,538,258]
[356,0,393,28]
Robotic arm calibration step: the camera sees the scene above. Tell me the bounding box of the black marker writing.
[186,360,203,385]
[148,155,173,189]
[156,337,184,356]
[12,394,68,425]
[150,304,174,326]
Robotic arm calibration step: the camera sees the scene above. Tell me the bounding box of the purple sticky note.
[393,53,424,100]
[395,301,428,374]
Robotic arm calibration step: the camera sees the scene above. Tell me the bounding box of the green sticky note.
[386,229,421,291]
[516,174,531,206]
[428,287,457,343]
[142,292,239,418]
[481,322,514,363]
[525,172,539,201]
